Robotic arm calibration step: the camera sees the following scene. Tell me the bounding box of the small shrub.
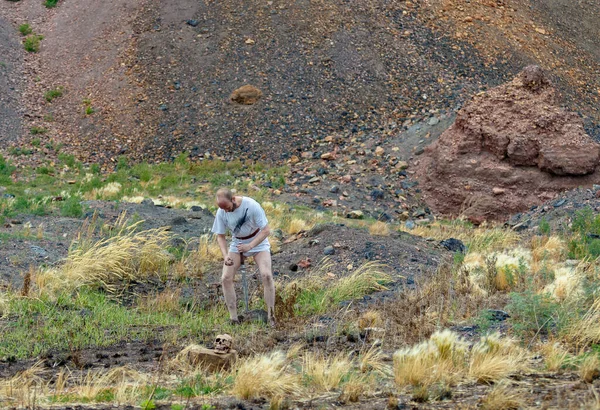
[60,196,83,218]
[507,290,561,339]
[24,34,43,52]
[231,352,299,400]
[58,152,76,167]
[85,106,95,115]
[44,0,59,8]
[538,217,550,235]
[30,127,47,135]
[44,86,64,102]
[0,154,16,176]
[19,24,32,36]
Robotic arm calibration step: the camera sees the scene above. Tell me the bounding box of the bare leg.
[221,252,241,321]
[254,251,276,326]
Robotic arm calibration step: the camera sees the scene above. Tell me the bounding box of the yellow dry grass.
[468,333,527,384]
[138,288,181,314]
[340,373,374,403]
[541,342,571,372]
[394,331,526,388]
[369,221,390,236]
[0,360,46,406]
[568,297,600,346]
[34,221,172,296]
[580,355,600,383]
[480,380,524,410]
[286,218,312,235]
[463,248,531,292]
[231,352,300,400]
[393,330,467,388]
[359,345,390,375]
[404,220,520,253]
[543,266,584,302]
[0,291,9,318]
[302,352,353,392]
[358,309,382,330]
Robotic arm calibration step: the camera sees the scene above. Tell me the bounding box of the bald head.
[216,188,236,212]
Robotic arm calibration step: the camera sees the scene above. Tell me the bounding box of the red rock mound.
[415,66,600,223]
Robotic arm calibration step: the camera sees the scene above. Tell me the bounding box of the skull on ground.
[214,334,233,354]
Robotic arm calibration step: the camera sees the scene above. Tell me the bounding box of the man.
[211,188,276,327]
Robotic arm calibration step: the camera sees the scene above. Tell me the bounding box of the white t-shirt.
[211,197,270,255]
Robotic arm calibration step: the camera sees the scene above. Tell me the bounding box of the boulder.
[415,66,600,222]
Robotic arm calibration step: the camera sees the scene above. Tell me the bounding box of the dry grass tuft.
[358,309,382,330]
[393,330,466,388]
[340,373,373,403]
[0,360,46,405]
[394,331,526,388]
[35,222,172,296]
[544,266,584,302]
[369,221,390,236]
[303,352,353,392]
[359,345,390,375]
[568,297,600,346]
[480,380,524,410]
[579,355,600,383]
[186,234,223,277]
[405,221,520,253]
[463,249,530,292]
[139,288,181,314]
[541,342,572,372]
[468,333,527,384]
[286,217,312,235]
[231,352,300,400]
[0,291,10,318]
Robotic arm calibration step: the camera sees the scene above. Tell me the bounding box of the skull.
[214,334,233,354]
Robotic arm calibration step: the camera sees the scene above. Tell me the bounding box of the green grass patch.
[24,34,43,52]
[44,0,59,8]
[19,23,32,36]
[45,86,64,102]
[30,126,47,135]
[0,288,263,360]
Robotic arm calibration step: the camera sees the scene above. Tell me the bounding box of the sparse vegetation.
[23,34,43,52]
[45,86,64,102]
[44,0,59,8]
[19,23,32,36]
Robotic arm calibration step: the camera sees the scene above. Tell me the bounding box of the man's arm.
[216,234,229,258]
[217,234,234,266]
[248,224,270,249]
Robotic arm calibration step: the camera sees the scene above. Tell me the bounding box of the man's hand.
[224,256,234,266]
[237,243,252,253]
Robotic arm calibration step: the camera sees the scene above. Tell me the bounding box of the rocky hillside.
[1,0,600,166]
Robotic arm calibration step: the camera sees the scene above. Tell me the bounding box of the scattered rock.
[439,238,466,254]
[230,85,262,105]
[487,309,510,321]
[346,210,364,219]
[330,185,340,194]
[492,187,506,195]
[141,198,155,206]
[405,220,416,230]
[170,216,187,225]
[186,20,199,27]
[323,246,335,255]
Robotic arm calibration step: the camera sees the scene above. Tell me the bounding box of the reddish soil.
[415,66,600,223]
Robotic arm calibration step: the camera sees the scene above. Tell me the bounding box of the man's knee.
[221,270,235,286]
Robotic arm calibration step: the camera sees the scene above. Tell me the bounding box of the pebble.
[346,210,364,219]
[330,185,340,193]
[323,246,335,255]
[405,220,416,230]
[428,117,440,126]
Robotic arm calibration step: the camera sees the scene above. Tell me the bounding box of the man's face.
[217,196,235,212]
